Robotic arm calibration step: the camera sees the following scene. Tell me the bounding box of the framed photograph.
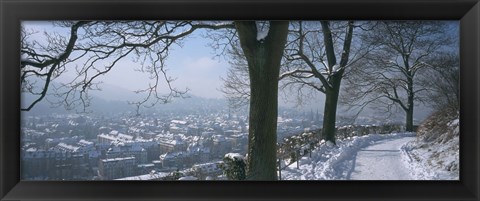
[1,0,479,200]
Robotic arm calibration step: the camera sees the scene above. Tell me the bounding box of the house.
[98,157,136,180]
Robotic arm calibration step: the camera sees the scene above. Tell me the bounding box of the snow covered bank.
[400,115,459,180]
[281,132,415,180]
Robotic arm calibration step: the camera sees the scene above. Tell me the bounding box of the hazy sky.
[97,30,229,99]
[22,21,457,120]
[23,21,229,99]
[22,21,326,111]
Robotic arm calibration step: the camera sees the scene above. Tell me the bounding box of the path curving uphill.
[348,137,416,180]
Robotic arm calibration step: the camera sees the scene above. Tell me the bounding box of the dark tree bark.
[322,74,343,143]
[320,21,353,144]
[406,76,414,131]
[403,51,415,132]
[235,21,289,180]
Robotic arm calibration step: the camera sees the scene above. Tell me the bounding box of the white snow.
[257,29,269,41]
[331,64,340,73]
[400,137,459,180]
[225,153,244,161]
[349,137,415,180]
[279,70,314,79]
[281,132,418,180]
[281,129,458,180]
[402,113,460,180]
[256,22,270,41]
[400,118,459,180]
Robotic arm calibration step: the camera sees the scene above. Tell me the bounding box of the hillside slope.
[401,108,459,180]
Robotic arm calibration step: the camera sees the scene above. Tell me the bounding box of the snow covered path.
[348,137,416,180]
[281,133,418,180]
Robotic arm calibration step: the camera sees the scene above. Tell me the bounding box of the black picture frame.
[1,0,479,200]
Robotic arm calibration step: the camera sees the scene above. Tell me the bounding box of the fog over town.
[20,21,458,181]
[20,84,429,180]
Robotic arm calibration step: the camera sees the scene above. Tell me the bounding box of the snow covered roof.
[26,147,37,152]
[171,120,187,125]
[98,134,117,141]
[118,134,134,140]
[101,157,135,163]
[78,139,94,146]
[160,151,193,160]
[56,142,80,152]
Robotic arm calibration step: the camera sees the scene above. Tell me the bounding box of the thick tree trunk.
[405,76,414,132]
[319,21,352,145]
[406,107,414,131]
[406,94,414,132]
[321,74,342,144]
[235,21,289,180]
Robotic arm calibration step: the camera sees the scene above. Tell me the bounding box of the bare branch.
[21,21,237,113]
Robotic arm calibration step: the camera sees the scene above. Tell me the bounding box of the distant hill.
[21,80,228,116]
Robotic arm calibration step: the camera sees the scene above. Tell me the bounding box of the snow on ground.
[281,132,417,180]
[400,118,459,180]
[349,136,416,180]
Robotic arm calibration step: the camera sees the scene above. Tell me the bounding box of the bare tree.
[21,20,288,180]
[421,53,459,111]
[341,21,456,131]
[21,21,91,111]
[220,21,371,144]
[280,21,366,144]
[218,40,250,110]
[21,21,234,113]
